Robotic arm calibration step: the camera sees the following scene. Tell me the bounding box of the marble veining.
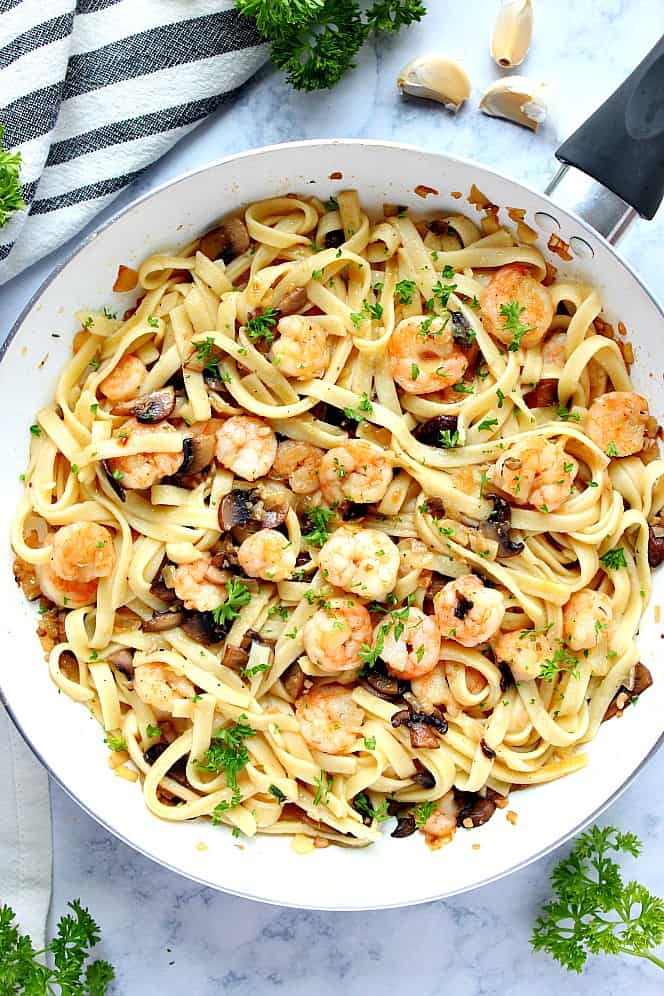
[4,1,664,992]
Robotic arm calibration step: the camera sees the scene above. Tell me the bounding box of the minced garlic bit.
[506,810,518,826]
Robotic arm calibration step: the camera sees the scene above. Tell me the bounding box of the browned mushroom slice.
[175,433,215,477]
[480,493,524,558]
[182,612,229,645]
[603,663,653,721]
[391,813,417,838]
[360,662,408,702]
[199,217,250,263]
[282,662,305,700]
[133,387,176,424]
[523,378,558,408]
[220,489,258,530]
[455,790,497,828]
[143,609,185,632]
[277,285,308,316]
[222,644,250,671]
[107,648,135,682]
[391,705,447,748]
[149,576,179,603]
[102,460,126,502]
[449,310,475,347]
[648,524,664,567]
[412,415,458,447]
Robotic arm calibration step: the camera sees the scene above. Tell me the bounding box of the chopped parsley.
[440,429,460,448]
[413,800,436,827]
[599,547,628,570]
[269,784,286,803]
[104,733,127,752]
[452,381,474,394]
[556,403,581,422]
[411,362,420,380]
[363,735,376,750]
[313,769,333,806]
[146,315,159,328]
[246,307,279,344]
[395,279,417,304]
[353,792,390,823]
[500,300,535,351]
[29,424,41,437]
[302,504,335,547]
[606,441,619,457]
[196,714,256,808]
[432,278,457,308]
[146,724,161,739]
[211,579,252,626]
[477,418,498,432]
[540,644,581,682]
[496,388,505,408]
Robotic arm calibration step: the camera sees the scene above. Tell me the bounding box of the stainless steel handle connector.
[545,164,636,244]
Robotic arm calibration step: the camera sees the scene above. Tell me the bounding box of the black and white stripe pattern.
[0,0,268,284]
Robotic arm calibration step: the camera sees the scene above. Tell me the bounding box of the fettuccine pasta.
[11,190,664,849]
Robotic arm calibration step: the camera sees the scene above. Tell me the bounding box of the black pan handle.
[555,35,664,220]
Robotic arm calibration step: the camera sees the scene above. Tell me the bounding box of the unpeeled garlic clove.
[398,55,471,112]
[479,77,546,131]
[491,0,533,68]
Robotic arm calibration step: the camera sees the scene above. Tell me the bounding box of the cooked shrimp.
[272,440,323,495]
[295,683,364,755]
[388,315,468,394]
[99,353,147,401]
[303,598,372,673]
[237,528,296,581]
[167,556,230,612]
[106,418,183,490]
[52,523,115,582]
[492,628,554,682]
[270,315,329,380]
[482,264,553,349]
[378,606,441,679]
[134,662,195,714]
[411,664,458,715]
[541,331,567,368]
[421,791,458,840]
[563,589,613,651]
[215,416,277,481]
[318,526,400,600]
[36,523,116,609]
[584,391,650,457]
[319,440,392,505]
[434,575,505,647]
[487,436,577,511]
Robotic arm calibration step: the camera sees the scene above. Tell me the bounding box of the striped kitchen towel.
[0,0,269,285]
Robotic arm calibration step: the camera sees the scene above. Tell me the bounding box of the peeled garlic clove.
[398,55,471,112]
[491,0,533,68]
[479,77,546,131]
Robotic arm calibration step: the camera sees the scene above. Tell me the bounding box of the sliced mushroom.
[198,217,250,263]
[282,662,305,700]
[450,310,475,347]
[182,612,228,645]
[498,661,515,691]
[130,386,176,424]
[412,768,436,789]
[422,496,446,519]
[523,378,558,408]
[455,790,497,828]
[143,609,185,633]
[176,433,215,477]
[491,0,533,69]
[360,663,409,702]
[648,525,664,568]
[604,663,653,721]
[220,489,257,530]
[479,77,547,131]
[107,648,135,682]
[102,460,126,502]
[391,813,417,838]
[412,415,458,447]
[149,577,179,603]
[310,401,359,435]
[340,502,369,521]
[276,285,308,316]
[480,739,496,759]
[323,229,345,249]
[481,493,524,558]
[391,705,448,748]
[398,55,471,112]
[143,743,189,785]
[222,644,250,671]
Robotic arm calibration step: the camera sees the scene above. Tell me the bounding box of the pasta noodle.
[11,191,664,849]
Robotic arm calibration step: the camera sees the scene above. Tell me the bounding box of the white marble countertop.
[4,1,664,992]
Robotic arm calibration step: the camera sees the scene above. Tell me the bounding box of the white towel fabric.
[0,703,52,950]
[0,0,269,284]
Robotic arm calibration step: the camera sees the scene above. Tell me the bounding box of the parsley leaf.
[500,300,536,351]
[353,791,390,823]
[211,579,252,626]
[395,278,417,304]
[539,643,580,681]
[0,125,26,228]
[246,307,279,344]
[313,769,333,806]
[302,504,335,547]
[196,715,256,807]
[0,899,115,994]
[439,429,460,448]
[556,403,581,422]
[599,547,628,570]
[413,800,436,827]
[531,825,664,974]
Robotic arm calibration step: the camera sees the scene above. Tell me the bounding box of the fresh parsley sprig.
[531,825,664,974]
[237,0,426,92]
[197,715,256,809]
[302,504,335,547]
[212,579,252,626]
[500,300,535,351]
[0,125,26,228]
[0,900,115,994]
